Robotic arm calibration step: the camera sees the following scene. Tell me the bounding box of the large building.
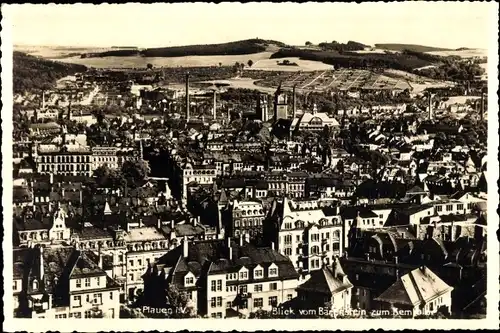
[142,237,301,318]
[13,245,120,319]
[265,198,344,272]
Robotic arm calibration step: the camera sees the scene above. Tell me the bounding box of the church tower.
[274,84,288,121]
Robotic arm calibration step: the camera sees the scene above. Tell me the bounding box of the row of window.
[283,232,341,244]
[73,292,110,307]
[39,155,91,163]
[234,219,263,228]
[40,164,90,172]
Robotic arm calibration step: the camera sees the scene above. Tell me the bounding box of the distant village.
[12,63,488,319]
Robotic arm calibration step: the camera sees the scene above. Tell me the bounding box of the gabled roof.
[297,263,353,295]
[375,266,453,306]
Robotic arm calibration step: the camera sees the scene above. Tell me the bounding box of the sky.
[4,2,496,49]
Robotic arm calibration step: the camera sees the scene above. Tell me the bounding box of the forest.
[13,52,87,93]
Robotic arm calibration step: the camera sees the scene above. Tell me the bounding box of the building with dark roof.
[142,237,300,318]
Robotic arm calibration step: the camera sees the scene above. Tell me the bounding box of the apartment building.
[265,198,344,272]
[142,237,300,318]
[13,246,120,319]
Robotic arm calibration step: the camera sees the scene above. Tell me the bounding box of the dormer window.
[254,268,263,279]
[269,267,278,277]
[239,270,248,280]
[185,276,194,286]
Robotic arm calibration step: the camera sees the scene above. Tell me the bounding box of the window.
[216,296,222,307]
[436,205,443,212]
[129,273,134,281]
[254,269,263,278]
[76,279,82,288]
[239,271,248,280]
[217,280,222,291]
[70,312,82,318]
[311,245,320,255]
[284,248,292,256]
[138,259,142,266]
[186,277,194,286]
[269,296,278,307]
[446,204,453,212]
[96,277,100,287]
[254,298,263,308]
[311,234,320,242]
[269,268,278,276]
[55,314,67,319]
[84,310,92,318]
[84,278,91,287]
[74,295,82,308]
[254,284,263,292]
[270,282,278,291]
[211,280,216,292]
[216,312,223,318]
[296,235,301,242]
[226,301,232,309]
[211,313,217,318]
[129,260,134,267]
[238,285,247,294]
[211,297,217,308]
[284,235,292,245]
[110,292,113,300]
[457,204,464,210]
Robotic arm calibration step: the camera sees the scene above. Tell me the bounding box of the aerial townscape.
[11,34,489,321]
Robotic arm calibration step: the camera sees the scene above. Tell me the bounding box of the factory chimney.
[292,85,297,119]
[428,93,433,121]
[42,90,46,110]
[213,90,217,120]
[185,73,190,121]
[480,91,485,121]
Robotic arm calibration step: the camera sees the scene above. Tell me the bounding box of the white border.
[2,3,499,331]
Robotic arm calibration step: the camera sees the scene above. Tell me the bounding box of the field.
[51,52,274,69]
[374,43,453,53]
[254,69,414,93]
[426,48,487,58]
[245,57,333,72]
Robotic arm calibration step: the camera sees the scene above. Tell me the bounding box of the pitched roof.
[375,266,453,306]
[297,263,353,295]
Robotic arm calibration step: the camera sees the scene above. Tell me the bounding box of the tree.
[247,59,254,67]
[305,41,312,46]
[147,63,153,70]
[121,160,151,188]
[164,284,196,318]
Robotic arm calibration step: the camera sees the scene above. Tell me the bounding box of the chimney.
[213,90,217,120]
[182,236,189,258]
[39,246,44,280]
[480,92,485,121]
[185,73,190,121]
[428,93,433,120]
[98,247,103,269]
[271,241,275,251]
[79,190,83,205]
[61,187,65,198]
[42,90,46,110]
[239,234,244,246]
[292,85,297,119]
[139,218,143,228]
[171,220,174,229]
[50,173,54,184]
[157,218,161,229]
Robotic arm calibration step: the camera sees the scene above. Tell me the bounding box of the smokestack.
[213,90,217,120]
[98,244,103,269]
[185,73,190,121]
[428,93,433,120]
[292,85,297,119]
[39,246,44,280]
[271,242,275,250]
[42,90,46,110]
[480,92,485,121]
[183,236,189,258]
[50,173,54,185]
